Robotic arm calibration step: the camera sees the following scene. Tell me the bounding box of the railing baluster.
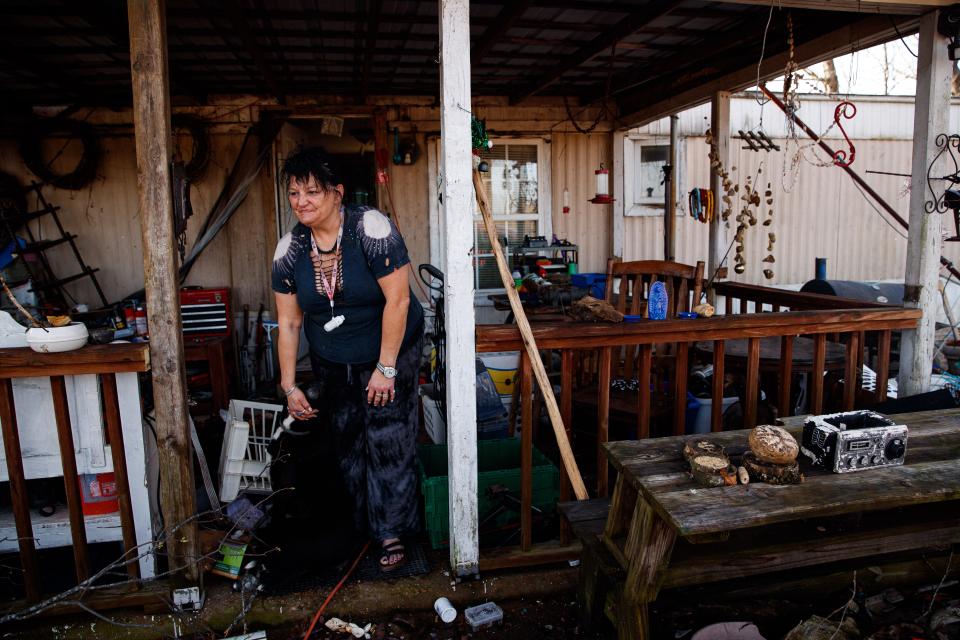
[637,344,652,439]
[744,338,760,428]
[711,340,725,432]
[50,376,90,582]
[559,350,574,545]
[520,351,533,551]
[810,334,827,414]
[101,373,141,581]
[779,336,794,417]
[725,294,733,316]
[843,332,860,411]
[856,330,866,393]
[876,330,892,403]
[672,342,689,436]
[0,379,41,602]
[597,347,612,497]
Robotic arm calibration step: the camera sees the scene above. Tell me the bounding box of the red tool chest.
[179,287,231,338]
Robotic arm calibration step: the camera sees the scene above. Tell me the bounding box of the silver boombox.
[801,410,907,473]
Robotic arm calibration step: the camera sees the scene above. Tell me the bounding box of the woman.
[271,147,424,571]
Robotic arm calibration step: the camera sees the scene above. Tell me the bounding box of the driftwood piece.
[749,424,800,464]
[570,296,624,323]
[683,439,726,464]
[742,451,804,485]
[685,438,734,487]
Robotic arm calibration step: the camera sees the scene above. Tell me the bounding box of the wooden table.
[600,408,960,640]
[183,336,232,416]
[695,335,846,371]
[487,294,569,323]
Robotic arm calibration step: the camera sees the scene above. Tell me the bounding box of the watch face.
[379,363,398,378]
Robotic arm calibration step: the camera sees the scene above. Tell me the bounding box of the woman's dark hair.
[281,146,343,192]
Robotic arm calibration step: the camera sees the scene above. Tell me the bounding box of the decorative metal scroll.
[832,101,857,167]
[925,133,960,214]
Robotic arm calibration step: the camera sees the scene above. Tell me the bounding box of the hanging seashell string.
[706,130,776,279]
[779,11,851,192]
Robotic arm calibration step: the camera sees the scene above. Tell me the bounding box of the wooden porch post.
[899,10,951,397]
[708,91,730,305]
[665,114,678,261]
[128,0,198,582]
[439,0,479,577]
[613,130,626,260]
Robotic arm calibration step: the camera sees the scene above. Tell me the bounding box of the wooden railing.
[0,344,150,603]
[476,305,921,522]
[715,281,891,313]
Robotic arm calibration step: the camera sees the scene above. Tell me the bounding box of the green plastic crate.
[418,438,560,549]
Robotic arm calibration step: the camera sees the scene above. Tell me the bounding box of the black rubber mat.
[355,540,431,581]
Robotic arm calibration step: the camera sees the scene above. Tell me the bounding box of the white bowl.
[26,322,89,353]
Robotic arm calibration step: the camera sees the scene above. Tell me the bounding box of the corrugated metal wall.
[624,94,960,285]
[550,132,614,274]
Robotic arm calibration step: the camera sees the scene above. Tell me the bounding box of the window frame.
[623,134,672,217]
[471,137,553,297]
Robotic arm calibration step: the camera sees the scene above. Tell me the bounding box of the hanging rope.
[562,41,618,134]
[19,116,101,190]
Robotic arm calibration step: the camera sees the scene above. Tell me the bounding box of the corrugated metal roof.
[0,0,915,107]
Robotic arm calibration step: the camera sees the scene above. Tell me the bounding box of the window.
[472,140,551,292]
[623,136,670,217]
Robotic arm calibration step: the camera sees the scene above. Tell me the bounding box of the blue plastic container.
[571,273,607,299]
[684,392,701,434]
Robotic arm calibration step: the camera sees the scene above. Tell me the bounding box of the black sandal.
[379,540,407,573]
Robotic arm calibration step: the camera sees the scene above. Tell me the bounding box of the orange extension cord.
[301,540,371,640]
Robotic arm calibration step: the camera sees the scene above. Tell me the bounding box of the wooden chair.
[604,259,705,319]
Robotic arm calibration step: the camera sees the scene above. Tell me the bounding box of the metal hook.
[832,101,857,167]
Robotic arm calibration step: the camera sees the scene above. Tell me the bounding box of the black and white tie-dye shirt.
[271,204,424,364]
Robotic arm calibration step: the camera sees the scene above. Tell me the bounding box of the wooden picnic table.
[599,408,960,640]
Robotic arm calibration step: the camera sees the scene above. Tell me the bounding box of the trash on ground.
[464,601,504,631]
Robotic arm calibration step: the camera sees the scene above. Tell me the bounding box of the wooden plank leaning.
[472,167,589,500]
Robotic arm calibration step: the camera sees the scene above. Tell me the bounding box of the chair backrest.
[604,259,705,318]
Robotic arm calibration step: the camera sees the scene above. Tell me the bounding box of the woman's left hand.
[367,369,396,407]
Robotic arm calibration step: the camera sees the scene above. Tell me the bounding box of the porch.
[0,0,957,635]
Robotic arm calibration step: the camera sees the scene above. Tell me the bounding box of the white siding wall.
[624,93,960,285]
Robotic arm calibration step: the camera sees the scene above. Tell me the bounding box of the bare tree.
[804,59,840,94]
[821,59,840,94]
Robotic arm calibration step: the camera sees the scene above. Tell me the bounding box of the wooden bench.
[573,408,960,640]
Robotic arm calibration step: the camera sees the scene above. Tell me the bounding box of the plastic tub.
[689,396,739,434]
[26,322,88,353]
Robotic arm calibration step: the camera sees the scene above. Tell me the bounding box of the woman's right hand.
[286,387,317,420]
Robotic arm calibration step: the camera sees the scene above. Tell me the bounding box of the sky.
[761,34,922,97]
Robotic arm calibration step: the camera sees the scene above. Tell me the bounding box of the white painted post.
[708,91,731,305]
[612,130,625,260]
[438,0,479,578]
[899,10,951,397]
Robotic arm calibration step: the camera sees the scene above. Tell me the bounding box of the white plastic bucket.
[689,396,739,434]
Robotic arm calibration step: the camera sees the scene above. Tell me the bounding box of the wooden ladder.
[2,182,108,308]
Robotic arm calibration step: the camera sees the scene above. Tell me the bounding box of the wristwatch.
[376,362,398,378]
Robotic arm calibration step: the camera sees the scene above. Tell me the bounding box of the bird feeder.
[589,163,614,204]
